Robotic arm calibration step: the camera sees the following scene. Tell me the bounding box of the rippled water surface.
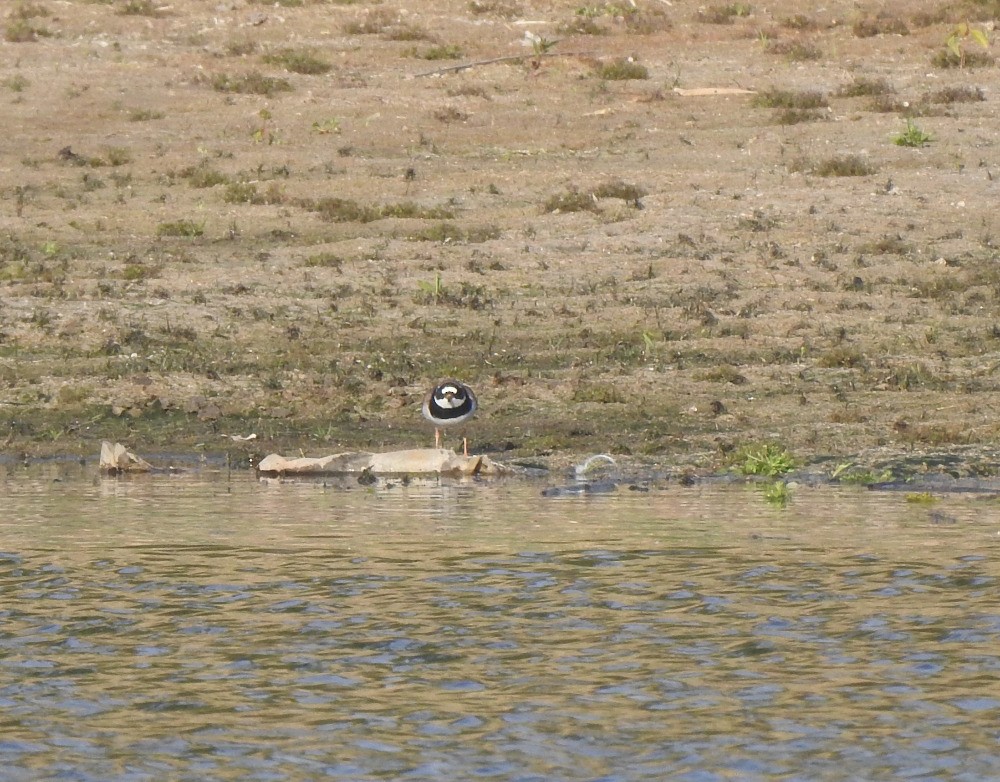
[2,465,1000,781]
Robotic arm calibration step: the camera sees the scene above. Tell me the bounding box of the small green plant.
[543,188,600,214]
[836,77,894,98]
[697,3,752,24]
[926,85,985,105]
[418,44,463,60]
[831,463,894,485]
[812,154,876,177]
[223,181,283,205]
[104,147,133,166]
[119,0,161,16]
[416,273,444,304]
[303,252,343,270]
[311,117,341,135]
[905,492,936,504]
[180,163,230,188]
[3,74,30,92]
[305,197,379,223]
[156,219,205,237]
[127,107,164,122]
[596,58,649,80]
[764,40,822,61]
[528,32,557,57]
[893,119,932,147]
[762,480,791,506]
[852,13,908,38]
[408,222,500,243]
[572,384,625,403]
[4,18,50,42]
[251,108,275,144]
[945,22,989,68]
[262,48,332,75]
[593,179,646,202]
[211,71,293,97]
[735,443,795,477]
[752,88,827,109]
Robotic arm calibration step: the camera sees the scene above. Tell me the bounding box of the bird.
[422,380,477,456]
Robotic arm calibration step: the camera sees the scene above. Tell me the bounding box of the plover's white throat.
[422,380,477,455]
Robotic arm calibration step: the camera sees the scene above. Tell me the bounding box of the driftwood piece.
[100,441,153,474]
[257,448,509,477]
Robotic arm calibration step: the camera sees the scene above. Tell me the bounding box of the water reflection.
[1,469,999,780]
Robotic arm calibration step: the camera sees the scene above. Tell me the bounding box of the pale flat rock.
[256,448,509,477]
[673,87,757,96]
[100,441,153,473]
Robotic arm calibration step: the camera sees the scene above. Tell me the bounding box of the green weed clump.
[734,443,795,477]
[3,74,30,92]
[408,222,501,243]
[262,48,333,75]
[812,154,876,177]
[596,58,649,80]
[893,119,932,147]
[572,384,626,403]
[303,198,455,223]
[934,22,991,68]
[925,85,985,104]
[543,189,600,214]
[118,0,162,16]
[752,88,827,109]
[5,19,50,42]
[307,197,380,223]
[851,13,908,38]
[764,40,822,61]
[836,77,894,97]
[593,179,647,202]
[211,71,293,97]
[417,44,463,60]
[223,182,284,205]
[303,252,344,270]
[156,220,205,238]
[180,163,231,188]
[697,3,752,23]
[831,463,894,485]
[762,480,791,506]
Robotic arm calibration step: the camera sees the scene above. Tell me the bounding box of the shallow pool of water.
[2,466,999,781]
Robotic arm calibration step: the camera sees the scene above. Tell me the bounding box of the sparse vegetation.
[595,58,649,80]
[734,443,795,477]
[852,13,908,38]
[697,3,752,24]
[812,154,877,177]
[941,21,990,68]
[416,44,463,60]
[262,48,333,75]
[156,219,205,237]
[211,71,293,96]
[764,39,822,61]
[893,119,932,147]
[836,77,894,97]
[762,480,791,506]
[543,189,601,214]
[752,88,827,109]
[118,0,162,16]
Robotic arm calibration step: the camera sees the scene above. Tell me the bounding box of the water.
[2,465,1000,781]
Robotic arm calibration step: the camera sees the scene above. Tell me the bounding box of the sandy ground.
[3,0,1000,475]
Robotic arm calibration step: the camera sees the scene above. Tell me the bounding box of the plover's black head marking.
[422,380,477,426]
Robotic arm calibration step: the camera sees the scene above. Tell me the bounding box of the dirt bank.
[2,0,1000,476]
